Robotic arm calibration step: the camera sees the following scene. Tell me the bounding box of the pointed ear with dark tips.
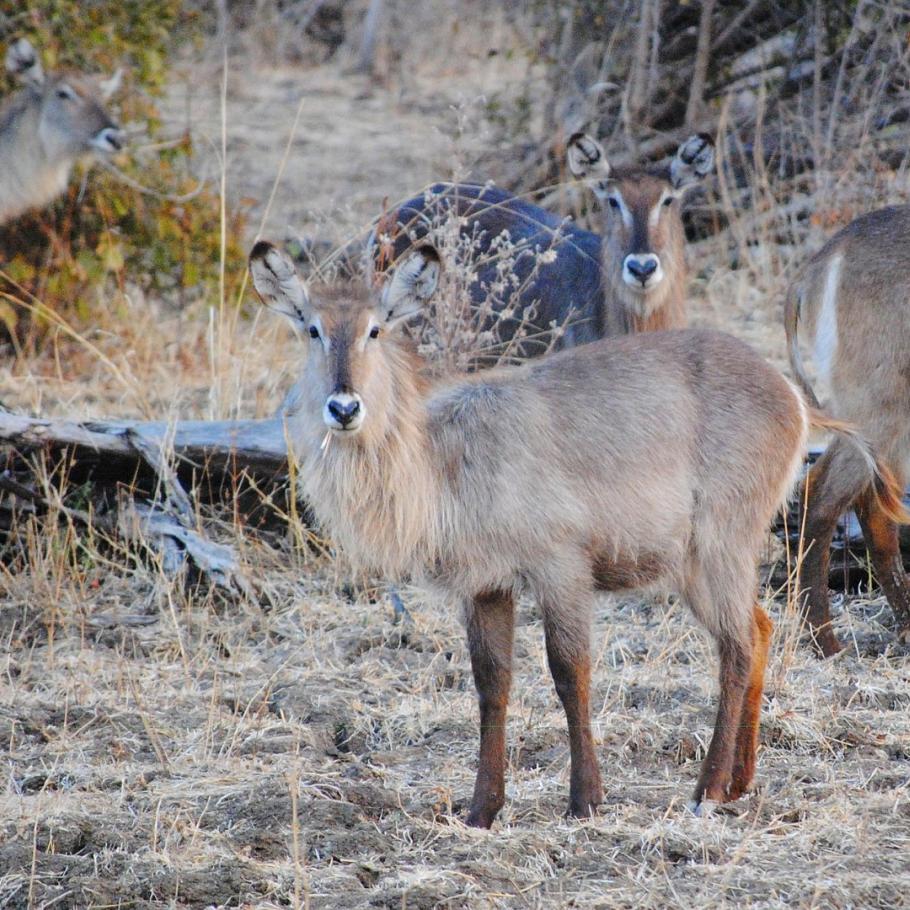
[6,38,44,88]
[380,245,440,328]
[670,133,715,190]
[248,241,311,326]
[567,132,610,180]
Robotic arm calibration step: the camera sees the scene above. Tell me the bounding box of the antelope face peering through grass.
[0,37,125,225]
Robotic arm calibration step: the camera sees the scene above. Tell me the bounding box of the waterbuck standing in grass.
[786,205,910,657]
[379,133,714,353]
[248,239,901,826]
[0,38,125,225]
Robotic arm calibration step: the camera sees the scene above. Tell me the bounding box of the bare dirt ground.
[3,25,910,910]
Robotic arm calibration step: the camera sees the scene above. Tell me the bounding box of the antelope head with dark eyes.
[249,240,440,441]
[568,131,714,321]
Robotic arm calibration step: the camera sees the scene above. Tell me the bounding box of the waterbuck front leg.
[693,632,750,806]
[684,570,752,807]
[539,588,602,818]
[465,588,515,829]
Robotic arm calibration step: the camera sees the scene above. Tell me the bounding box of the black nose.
[626,258,658,283]
[328,398,360,427]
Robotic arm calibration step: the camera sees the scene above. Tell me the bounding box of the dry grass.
[3,11,910,910]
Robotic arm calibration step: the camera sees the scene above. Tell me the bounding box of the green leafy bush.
[0,1,248,343]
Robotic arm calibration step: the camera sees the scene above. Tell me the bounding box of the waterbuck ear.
[98,68,123,101]
[381,245,440,327]
[249,240,311,327]
[567,132,611,180]
[567,132,611,202]
[6,38,44,88]
[670,133,714,190]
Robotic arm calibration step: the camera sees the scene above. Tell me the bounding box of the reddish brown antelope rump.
[786,205,910,657]
[249,240,869,826]
[0,38,125,225]
[566,130,714,334]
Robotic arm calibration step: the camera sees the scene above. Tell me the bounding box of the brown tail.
[784,283,821,410]
[809,408,910,525]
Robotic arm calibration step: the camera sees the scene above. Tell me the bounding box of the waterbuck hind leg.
[693,632,750,805]
[540,592,602,818]
[684,569,752,807]
[799,444,863,657]
[465,589,516,829]
[729,605,773,800]
[855,484,910,638]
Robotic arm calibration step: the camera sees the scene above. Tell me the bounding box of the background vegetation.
[0,1,247,346]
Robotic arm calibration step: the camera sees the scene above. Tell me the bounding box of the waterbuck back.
[785,204,910,656]
[387,182,604,356]
[0,38,125,225]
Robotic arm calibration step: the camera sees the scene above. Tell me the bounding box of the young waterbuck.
[786,205,910,657]
[249,240,880,826]
[378,134,714,353]
[567,131,714,333]
[0,38,125,225]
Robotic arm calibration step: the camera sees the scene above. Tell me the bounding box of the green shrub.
[0,1,248,343]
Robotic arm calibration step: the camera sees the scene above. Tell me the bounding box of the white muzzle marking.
[90,127,125,154]
[622,253,664,292]
[324,392,365,433]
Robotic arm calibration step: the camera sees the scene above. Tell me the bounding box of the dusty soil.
[3,20,910,910]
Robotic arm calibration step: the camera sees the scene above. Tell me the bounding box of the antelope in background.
[786,205,910,657]
[0,38,125,226]
[247,239,889,826]
[378,133,714,353]
[567,130,714,333]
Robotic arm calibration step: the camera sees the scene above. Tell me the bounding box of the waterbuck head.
[568,132,713,316]
[249,240,440,439]
[5,37,125,159]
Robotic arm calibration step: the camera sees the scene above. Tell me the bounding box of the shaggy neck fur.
[289,341,445,579]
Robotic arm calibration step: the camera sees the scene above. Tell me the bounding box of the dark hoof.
[692,777,731,808]
[725,778,752,802]
[811,628,844,659]
[465,800,501,829]
[567,787,603,819]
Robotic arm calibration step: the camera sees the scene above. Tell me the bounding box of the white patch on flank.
[781,376,811,504]
[813,253,842,387]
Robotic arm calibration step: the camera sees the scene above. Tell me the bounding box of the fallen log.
[0,409,290,594]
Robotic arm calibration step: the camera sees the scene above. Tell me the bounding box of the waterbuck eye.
[308,325,320,339]
[662,196,674,207]
[607,197,620,210]
[57,87,75,100]
[368,325,380,339]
